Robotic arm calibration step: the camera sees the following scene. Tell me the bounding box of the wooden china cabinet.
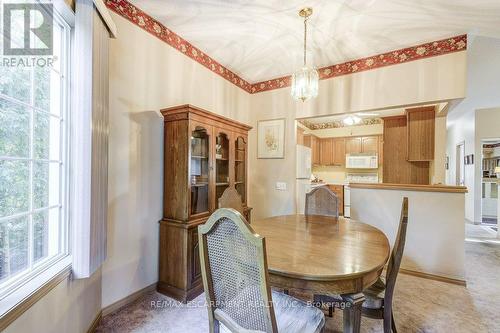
[158,104,252,302]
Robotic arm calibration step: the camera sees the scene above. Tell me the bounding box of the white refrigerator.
[296,145,312,214]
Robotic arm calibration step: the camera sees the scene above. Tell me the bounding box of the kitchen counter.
[349,182,468,193]
[311,181,348,187]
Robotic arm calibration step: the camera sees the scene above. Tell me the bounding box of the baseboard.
[86,311,102,333]
[400,268,467,287]
[102,282,157,317]
[156,280,204,304]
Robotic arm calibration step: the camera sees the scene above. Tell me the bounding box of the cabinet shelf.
[191,155,208,159]
[235,181,244,185]
[216,157,228,161]
[216,182,229,186]
[191,182,208,187]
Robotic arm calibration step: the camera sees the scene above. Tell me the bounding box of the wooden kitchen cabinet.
[361,136,378,153]
[320,138,334,165]
[378,135,384,166]
[333,138,345,166]
[382,115,430,184]
[407,106,435,161]
[346,136,379,155]
[297,127,305,146]
[316,135,379,166]
[327,185,344,216]
[310,135,320,165]
[345,137,362,154]
[303,134,311,148]
[303,134,320,165]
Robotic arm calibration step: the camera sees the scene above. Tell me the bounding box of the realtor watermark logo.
[2,2,55,67]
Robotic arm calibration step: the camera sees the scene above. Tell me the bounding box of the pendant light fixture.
[291,7,319,102]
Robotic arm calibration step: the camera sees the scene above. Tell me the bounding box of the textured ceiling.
[128,0,500,83]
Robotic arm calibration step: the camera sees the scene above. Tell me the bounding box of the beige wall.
[295,51,466,119]
[4,271,102,333]
[101,12,252,308]
[250,51,466,219]
[431,116,447,184]
[446,36,500,223]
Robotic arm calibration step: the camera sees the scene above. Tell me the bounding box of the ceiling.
[129,0,500,83]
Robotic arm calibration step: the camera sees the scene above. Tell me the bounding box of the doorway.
[481,139,500,228]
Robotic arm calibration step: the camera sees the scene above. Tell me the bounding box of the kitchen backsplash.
[312,165,383,183]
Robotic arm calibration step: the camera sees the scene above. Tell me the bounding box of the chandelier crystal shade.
[291,8,319,102]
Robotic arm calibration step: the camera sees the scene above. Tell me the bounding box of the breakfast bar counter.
[349,183,468,285]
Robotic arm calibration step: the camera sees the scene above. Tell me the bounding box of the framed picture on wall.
[257,118,286,159]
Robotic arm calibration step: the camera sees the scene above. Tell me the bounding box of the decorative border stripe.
[106,0,253,93]
[250,34,467,93]
[106,0,466,95]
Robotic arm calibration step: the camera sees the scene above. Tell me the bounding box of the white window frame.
[0,1,73,303]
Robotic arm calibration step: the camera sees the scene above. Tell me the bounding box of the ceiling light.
[291,8,318,102]
[343,116,362,126]
[343,117,354,126]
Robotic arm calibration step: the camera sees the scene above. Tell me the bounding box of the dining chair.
[305,186,339,218]
[361,197,409,333]
[199,208,325,333]
[306,185,339,315]
[218,187,244,215]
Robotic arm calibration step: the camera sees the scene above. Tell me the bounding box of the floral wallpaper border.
[299,118,382,130]
[106,0,254,93]
[251,34,467,93]
[106,0,467,95]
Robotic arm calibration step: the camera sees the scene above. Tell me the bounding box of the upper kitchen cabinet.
[378,135,384,166]
[320,138,334,165]
[303,134,311,148]
[382,115,430,184]
[333,138,346,166]
[297,127,305,146]
[302,134,320,165]
[345,137,362,154]
[361,136,378,154]
[346,136,379,155]
[310,135,321,165]
[407,106,435,161]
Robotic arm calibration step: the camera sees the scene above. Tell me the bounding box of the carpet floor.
[97,242,500,333]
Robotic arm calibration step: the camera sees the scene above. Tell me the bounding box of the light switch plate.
[275,182,287,191]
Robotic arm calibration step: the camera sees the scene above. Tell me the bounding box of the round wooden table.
[251,214,390,333]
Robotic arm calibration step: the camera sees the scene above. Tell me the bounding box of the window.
[0,6,71,298]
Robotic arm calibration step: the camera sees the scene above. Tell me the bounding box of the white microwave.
[346,154,378,169]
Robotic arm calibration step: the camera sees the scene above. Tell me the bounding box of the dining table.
[251,214,390,333]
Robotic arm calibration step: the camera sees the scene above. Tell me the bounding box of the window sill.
[0,256,72,331]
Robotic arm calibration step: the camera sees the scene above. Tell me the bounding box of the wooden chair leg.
[328,305,334,318]
[391,311,397,333]
[383,306,392,333]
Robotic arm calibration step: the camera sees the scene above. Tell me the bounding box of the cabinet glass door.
[215,131,230,204]
[235,136,247,204]
[190,126,210,215]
